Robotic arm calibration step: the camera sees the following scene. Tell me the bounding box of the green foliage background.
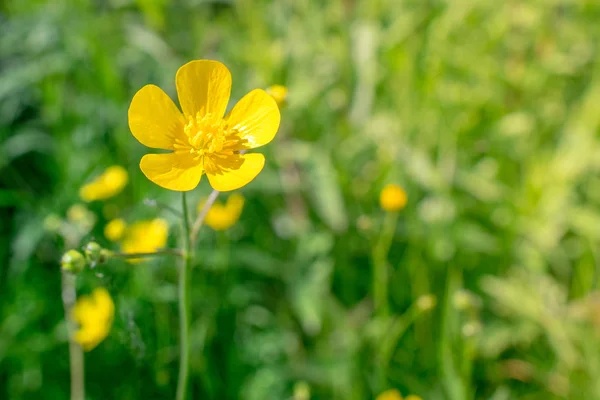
[2,0,600,399]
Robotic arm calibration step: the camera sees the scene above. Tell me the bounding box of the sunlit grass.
[2,0,600,399]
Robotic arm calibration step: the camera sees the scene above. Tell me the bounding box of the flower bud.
[453,289,481,311]
[84,242,109,266]
[376,389,402,400]
[104,218,126,241]
[462,320,482,337]
[416,294,437,312]
[380,184,407,212]
[61,250,86,274]
[293,381,310,400]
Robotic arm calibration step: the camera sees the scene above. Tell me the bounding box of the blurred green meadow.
[3,0,600,399]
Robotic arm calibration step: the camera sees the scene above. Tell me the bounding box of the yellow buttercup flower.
[104,218,127,241]
[198,193,245,231]
[266,84,288,107]
[121,219,169,260]
[80,166,128,202]
[380,184,407,212]
[71,288,114,351]
[128,60,281,192]
[405,396,422,400]
[376,389,403,400]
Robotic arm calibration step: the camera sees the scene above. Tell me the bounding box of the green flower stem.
[111,248,184,259]
[191,189,220,244]
[372,211,399,316]
[176,192,193,400]
[379,304,426,371]
[61,271,84,400]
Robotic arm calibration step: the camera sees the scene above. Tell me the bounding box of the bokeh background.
[3,0,600,399]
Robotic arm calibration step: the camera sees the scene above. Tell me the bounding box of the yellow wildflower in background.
[121,219,169,259]
[380,184,407,212]
[66,204,89,223]
[128,60,281,192]
[376,389,403,400]
[198,193,245,231]
[104,218,127,241]
[80,166,128,202]
[266,85,288,107]
[405,396,423,400]
[71,288,114,351]
[66,204,96,231]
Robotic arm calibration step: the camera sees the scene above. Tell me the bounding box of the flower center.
[181,113,232,157]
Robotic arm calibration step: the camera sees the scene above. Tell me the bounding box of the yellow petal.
[104,218,126,241]
[121,219,169,263]
[226,89,281,150]
[176,60,231,119]
[80,166,128,202]
[266,85,288,107]
[203,194,245,231]
[71,288,114,352]
[128,85,186,150]
[140,152,203,191]
[206,153,265,191]
[376,389,403,400]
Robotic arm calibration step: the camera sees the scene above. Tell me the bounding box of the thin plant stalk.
[111,248,184,259]
[372,211,399,316]
[61,271,84,400]
[191,189,220,244]
[176,192,193,400]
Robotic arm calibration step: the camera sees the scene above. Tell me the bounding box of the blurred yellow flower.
[66,204,96,231]
[121,219,169,260]
[376,389,403,400]
[80,166,128,202]
[66,204,89,223]
[266,84,288,107]
[380,184,407,212]
[198,193,245,231]
[71,288,114,351]
[128,60,281,192]
[405,396,422,400]
[104,218,127,241]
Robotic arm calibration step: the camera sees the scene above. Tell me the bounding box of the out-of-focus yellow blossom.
[67,204,89,223]
[405,396,422,400]
[66,204,96,232]
[376,389,403,400]
[198,193,245,231]
[71,288,114,351]
[121,219,169,261]
[80,166,128,202]
[380,184,407,212]
[266,85,288,107]
[128,60,281,192]
[104,218,127,241]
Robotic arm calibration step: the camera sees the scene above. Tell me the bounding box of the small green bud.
[293,381,310,400]
[416,294,437,312]
[61,250,86,273]
[84,242,108,266]
[453,289,482,311]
